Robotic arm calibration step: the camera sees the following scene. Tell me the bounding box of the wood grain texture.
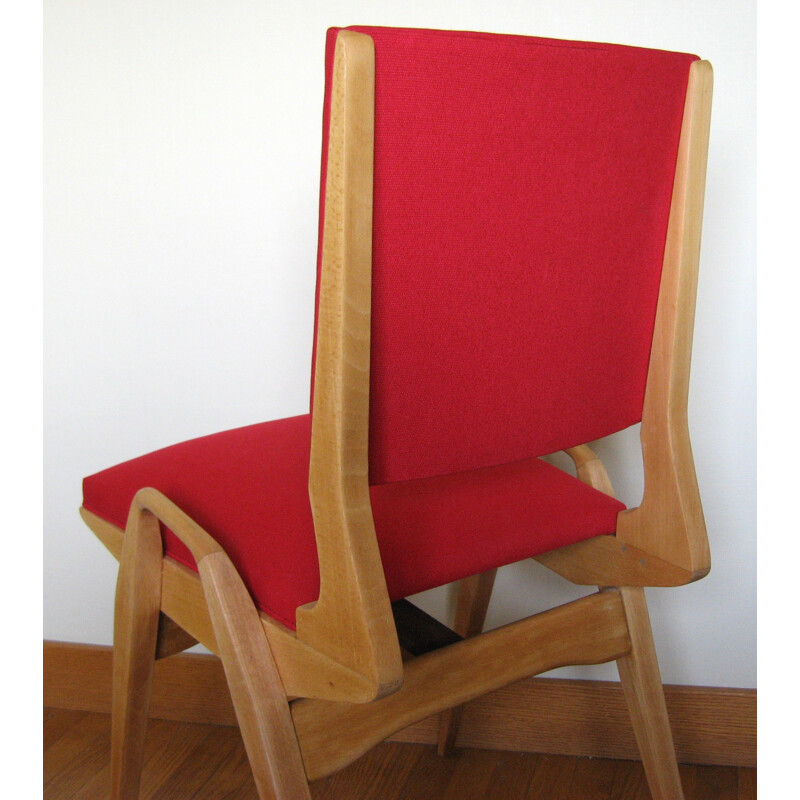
[537,447,700,585]
[540,57,716,591]
[389,745,459,799]
[161,724,252,800]
[311,742,425,800]
[440,747,499,800]
[292,591,631,781]
[44,640,755,768]
[565,445,617,497]
[45,707,91,752]
[76,34,403,712]
[139,723,243,800]
[81,507,382,703]
[44,708,111,795]
[526,753,578,799]
[437,569,497,755]
[124,488,311,798]
[44,641,238,724]
[198,550,311,799]
[44,708,755,799]
[110,501,163,800]
[73,39,721,800]
[534,534,699,587]
[297,29,403,700]
[483,750,543,799]
[569,756,621,800]
[681,763,739,800]
[615,59,714,576]
[738,768,756,800]
[616,587,684,799]
[389,678,756,770]
[134,718,216,800]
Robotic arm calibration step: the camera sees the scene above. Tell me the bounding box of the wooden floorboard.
[483,750,542,799]
[526,753,578,800]
[608,759,650,800]
[441,748,500,800]
[44,641,756,767]
[42,708,756,799]
[738,768,757,800]
[394,742,460,799]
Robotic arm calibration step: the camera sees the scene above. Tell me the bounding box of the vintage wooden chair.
[80,26,712,800]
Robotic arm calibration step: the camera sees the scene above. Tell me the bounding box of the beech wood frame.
[80,30,713,800]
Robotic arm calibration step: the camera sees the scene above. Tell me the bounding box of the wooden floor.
[44,707,755,799]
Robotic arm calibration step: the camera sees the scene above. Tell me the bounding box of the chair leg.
[199,550,311,800]
[437,569,497,756]
[616,587,685,800]
[110,508,163,800]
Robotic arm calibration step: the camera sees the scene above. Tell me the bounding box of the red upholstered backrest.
[312,26,697,485]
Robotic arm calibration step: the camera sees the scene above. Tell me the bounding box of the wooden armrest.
[539,431,708,586]
[128,487,223,563]
[564,445,616,498]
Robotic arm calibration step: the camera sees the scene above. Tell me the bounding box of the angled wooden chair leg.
[616,587,685,800]
[437,568,497,756]
[199,550,311,800]
[110,507,163,800]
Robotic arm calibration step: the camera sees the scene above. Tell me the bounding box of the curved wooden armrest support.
[564,445,617,498]
[82,504,388,701]
[126,490,263,659]
[537,433,707,584]
[129,490,391,701]
[538,447,700,587]
[544,429,708,587]
[129,487,223,563]
[124,489,311,798]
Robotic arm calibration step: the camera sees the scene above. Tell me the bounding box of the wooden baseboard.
[43,640,755,768]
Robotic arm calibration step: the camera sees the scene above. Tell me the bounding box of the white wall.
[44,0,756,689]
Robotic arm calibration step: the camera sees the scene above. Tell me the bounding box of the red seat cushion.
[83,415,624,630]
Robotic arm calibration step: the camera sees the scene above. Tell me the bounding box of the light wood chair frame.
[80,30,713,800]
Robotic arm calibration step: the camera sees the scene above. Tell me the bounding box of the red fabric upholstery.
[312,27,697,484]
[83,29,697,632]
[83,415,624,630]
